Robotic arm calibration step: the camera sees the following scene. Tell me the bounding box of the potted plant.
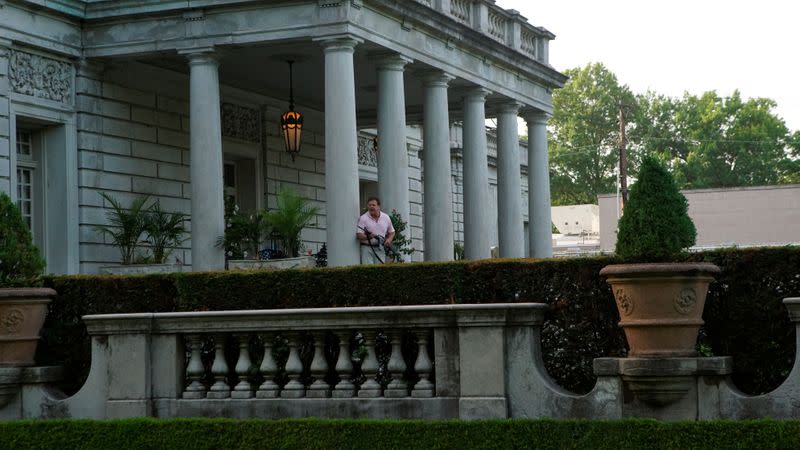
[0,192,54,368]
[219,197,273,269]
[229,189,319,271]
[143,200,188,265]
[384,209,414,262]
[95,193,186,274]
[600,157,720,357]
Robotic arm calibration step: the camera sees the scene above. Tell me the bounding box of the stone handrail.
[2,303,558,420]
[4,299,800,421]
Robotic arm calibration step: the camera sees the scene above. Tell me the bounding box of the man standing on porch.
[356,197,395,265]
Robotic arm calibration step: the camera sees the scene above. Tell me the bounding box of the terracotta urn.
[600,262,720,358]
[0,287,54,366]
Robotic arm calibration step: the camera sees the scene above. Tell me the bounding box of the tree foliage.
[549,63,634,205]
[615,157,696,261]
[548,63,800,205]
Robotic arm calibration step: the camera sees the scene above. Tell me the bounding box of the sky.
[497,0,800,132]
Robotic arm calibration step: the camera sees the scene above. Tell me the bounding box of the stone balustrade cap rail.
[82,303,548,335]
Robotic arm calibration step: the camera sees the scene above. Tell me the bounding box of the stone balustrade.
[414,0,553,64]
[4,299,800,421]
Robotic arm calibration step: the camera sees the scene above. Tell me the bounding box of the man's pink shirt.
[357,211,395,238]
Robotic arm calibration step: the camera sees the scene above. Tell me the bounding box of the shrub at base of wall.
[37,247,800,396]
[2,418,800,449]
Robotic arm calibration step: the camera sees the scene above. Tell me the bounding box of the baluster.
[256,333,280,398]
[306,332,331,397]
[358,330,382,398]
[231,333,253,399]
[207,333,231,399]
[412,329,434,398]
[281,332,305,398]
[332,330,356,398]
[384,329,408,398]
[183,334,206,399]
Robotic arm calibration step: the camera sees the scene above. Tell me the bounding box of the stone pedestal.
[594,356,732,421]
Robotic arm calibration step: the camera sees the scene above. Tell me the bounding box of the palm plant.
[218,197,272,260]
[265,188,319,257]
[94,193,151,264]
[143,201,188,264]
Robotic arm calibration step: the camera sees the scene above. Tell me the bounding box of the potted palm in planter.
[230,189,319,271]
[0,192,53,368]
[600,157,720,357]
[96,194,187,274]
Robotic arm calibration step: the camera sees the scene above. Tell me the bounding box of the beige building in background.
[598,184,800,252]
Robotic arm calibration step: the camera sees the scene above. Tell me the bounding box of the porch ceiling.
[137,39,508,128]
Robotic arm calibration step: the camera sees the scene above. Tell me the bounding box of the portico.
[0,0,566,272]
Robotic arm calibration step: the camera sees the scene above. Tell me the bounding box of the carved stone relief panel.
[9,49,74,104]
[221,102,261,143]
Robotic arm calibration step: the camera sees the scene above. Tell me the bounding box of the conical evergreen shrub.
[0,192,45,287]
[615,157,697,261]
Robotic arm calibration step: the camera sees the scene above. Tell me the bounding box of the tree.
[634,90,797,189]
[548,63,635,205]
[615,157,696,261]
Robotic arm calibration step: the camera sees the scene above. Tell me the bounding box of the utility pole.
[618,101,628,209]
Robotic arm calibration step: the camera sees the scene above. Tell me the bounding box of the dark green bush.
[616,157,696,261]
[39,248,799,396]
[0,191,45,287]
[2,418,800,450]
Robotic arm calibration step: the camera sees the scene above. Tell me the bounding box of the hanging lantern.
[280,60,303,161]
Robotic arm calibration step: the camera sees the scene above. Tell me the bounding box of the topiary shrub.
[615,157,697,261]
[0,192,45,287]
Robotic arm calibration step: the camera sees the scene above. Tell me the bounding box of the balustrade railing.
[414,0,551,64]
[74,303,546,419]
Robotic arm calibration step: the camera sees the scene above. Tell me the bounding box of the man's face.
[367,200,380,216]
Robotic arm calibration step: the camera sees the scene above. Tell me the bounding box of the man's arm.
[383,230,395,247]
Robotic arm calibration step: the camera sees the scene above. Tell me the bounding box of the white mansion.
[0,0,565,273]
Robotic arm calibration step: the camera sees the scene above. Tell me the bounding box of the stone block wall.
[75,62,195,273]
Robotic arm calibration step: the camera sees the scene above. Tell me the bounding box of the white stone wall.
[76,62,194,273]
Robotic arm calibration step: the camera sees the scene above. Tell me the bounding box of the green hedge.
[38,247,800,396]
[3,418,800,449]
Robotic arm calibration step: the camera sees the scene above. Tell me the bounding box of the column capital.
[463,86,491,102]
[371,52,413,71]
[418,70,455,88]
[522,109,550,125]
[314,34,363,53]
[497,100,522,115]
[179,47,218,66]
[0,38,12,51]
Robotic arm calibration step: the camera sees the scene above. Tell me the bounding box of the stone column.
[0,39,11,195]
[421,71,455,261]
[525,111,553,258]
[318,36,362,267]
[183,49,225,271]
[496,101,524,258]
[376,54,412,224]
[462,87,492,260]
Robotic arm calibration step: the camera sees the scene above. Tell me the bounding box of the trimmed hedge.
[38,247,800,396]
[3,418,800,449]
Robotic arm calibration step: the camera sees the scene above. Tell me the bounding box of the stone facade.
[0,0,564,272]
